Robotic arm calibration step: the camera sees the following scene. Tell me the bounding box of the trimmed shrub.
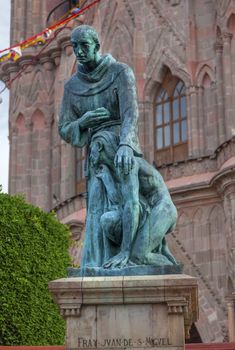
[0,192,71,345]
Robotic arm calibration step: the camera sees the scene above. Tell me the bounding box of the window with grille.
[154,75,188,166]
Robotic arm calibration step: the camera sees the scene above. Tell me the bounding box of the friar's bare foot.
[103,251,129,269]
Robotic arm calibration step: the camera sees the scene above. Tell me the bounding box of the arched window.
[154,75,188,166]
[76,147,86,194]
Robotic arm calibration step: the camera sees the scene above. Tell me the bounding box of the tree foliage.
[0,192,71,345]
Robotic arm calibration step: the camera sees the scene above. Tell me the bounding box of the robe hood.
[65,54,127,96]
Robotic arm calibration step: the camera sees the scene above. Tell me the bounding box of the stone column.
[41,56,55,210]
[11,0,26,43]
[222,180,235,249]
[197,86,205,156]
[55,28,76,202]
[188,86,199,158]
[25,0,33,37]
[227,295,235,342]
[24,118,33,203]
[142,100,154,164]
[51,123,62,206]
[44,121,52,211]
[222,32,233,140]
[6,63,20,195]
[133,20,147,161]
[50,46,63,204]
[8,127,17,195]
[184,87,192,157]
[138,102,147,156]
[133,24,146,102]
[215,42,226,144]
[214,174,235,314]
[210,81,219,151]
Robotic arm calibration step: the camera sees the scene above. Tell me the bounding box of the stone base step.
[0,344,235,350]
[186,343,235,349]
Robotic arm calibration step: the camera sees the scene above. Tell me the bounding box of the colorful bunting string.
[0,0,100,64]
[0,0,101,97]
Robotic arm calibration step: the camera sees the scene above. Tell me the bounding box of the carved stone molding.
[18,55,38,68]
[169,0,181,5]
[49,280,83,320]
[223,31,233,43]
[211,169,235,197]
[54,194,86,221]
[60,305,81,318]
[167,299,191,338]
[188,85,199,95]
[167,300,188,315]
[39,54,54,68]
[3,61,19,76]
[215,42,223,53]
[67,220,85,241]
[216,0,231,17]
[122,0,135,26]
[24,117,33,131]
[47,46,62,66]
[100,0,118,44]
[146,0,185,46]
[144,51,189,108]
[56,27,72,48]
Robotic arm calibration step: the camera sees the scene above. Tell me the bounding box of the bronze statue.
[59,25,178,273]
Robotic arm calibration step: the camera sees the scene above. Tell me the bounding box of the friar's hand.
[114,145,134,175]
[80,107,110,129]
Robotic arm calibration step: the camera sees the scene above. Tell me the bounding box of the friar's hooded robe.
[58,54,142,268]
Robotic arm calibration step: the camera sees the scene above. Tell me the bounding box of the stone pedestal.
[49,274,198,350]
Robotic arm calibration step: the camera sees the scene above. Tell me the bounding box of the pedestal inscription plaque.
[49,274,198,350]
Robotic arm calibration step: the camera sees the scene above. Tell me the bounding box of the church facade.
[1,0,235,343]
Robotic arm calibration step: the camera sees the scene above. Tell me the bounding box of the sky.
[0,2,10,193]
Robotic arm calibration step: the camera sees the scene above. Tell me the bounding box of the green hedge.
[0,191,71,345]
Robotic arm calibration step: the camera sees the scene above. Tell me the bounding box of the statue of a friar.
[59,25,178,272]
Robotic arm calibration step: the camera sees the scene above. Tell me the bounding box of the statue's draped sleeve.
[58,83,88,148]
[58,61,142,156]
[117,66,142,156]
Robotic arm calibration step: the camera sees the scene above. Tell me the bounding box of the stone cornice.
[211,167,235,196]
[54,193,86,220]
[159,136,235,181]
[167,162,235,203]
[49,274,198,335]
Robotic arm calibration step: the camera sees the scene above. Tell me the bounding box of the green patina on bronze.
[59,25,179,275]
